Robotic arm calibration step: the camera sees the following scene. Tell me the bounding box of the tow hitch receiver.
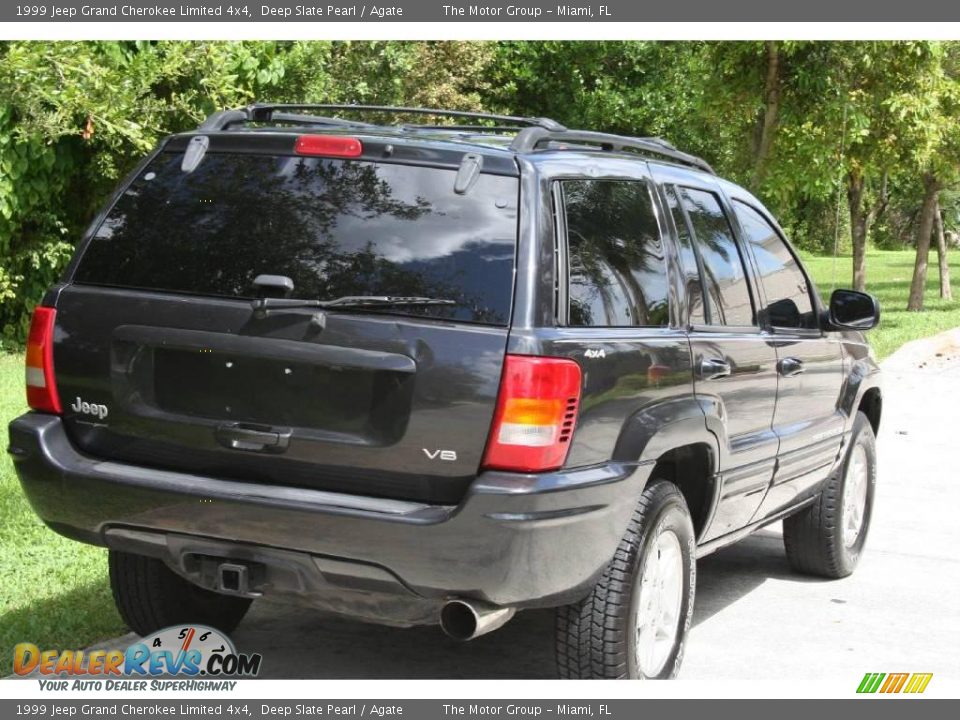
[217,562,262,597]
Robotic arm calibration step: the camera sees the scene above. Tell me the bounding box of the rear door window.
[74,151,519,325]
[561,179,669,328]
[733,201,817,330]
[678,187,755,327]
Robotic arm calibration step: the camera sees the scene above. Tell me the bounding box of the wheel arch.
[649,443,717,542]
[612,396,721,542]
[839,341,882,434]
[857,386,882,435]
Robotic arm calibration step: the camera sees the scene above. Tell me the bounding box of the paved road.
[94,334,960,680]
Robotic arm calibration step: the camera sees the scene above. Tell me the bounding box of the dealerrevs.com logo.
[14,625,262,690]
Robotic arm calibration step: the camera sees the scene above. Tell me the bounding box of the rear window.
[74,151,519,325]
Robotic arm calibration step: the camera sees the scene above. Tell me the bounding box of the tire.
[109,550,252,636]
[555,480,696,679]
[783,411,877,579]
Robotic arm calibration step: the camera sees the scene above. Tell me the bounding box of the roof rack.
[402,124,527,133]
[198,108,375,132]
[199,104,567,133]
[196,104,712,174]
[510,127,715,175]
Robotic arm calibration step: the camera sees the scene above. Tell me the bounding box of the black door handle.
[215,423,291,453]
[778,357,805,377]
[698,357,732,381]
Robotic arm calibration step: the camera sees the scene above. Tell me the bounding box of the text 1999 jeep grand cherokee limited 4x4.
[9,104,883,679]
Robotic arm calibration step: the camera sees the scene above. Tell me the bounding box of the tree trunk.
[845,170,888,292]
[847,171,869,292]
[907,175,942,311]
[752,41,781,187]
[934,196,953,301]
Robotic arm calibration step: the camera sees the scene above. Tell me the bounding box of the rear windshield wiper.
[321,296,458,309]
[251,295,457,317]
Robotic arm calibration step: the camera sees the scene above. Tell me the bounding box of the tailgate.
[52,138,519,504]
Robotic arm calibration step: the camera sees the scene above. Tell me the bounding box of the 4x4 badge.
[585,348,606,359]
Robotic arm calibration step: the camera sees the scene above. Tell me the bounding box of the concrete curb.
[881,327,960,372]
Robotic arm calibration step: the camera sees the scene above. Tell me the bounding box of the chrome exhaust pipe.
[440,599,516,641]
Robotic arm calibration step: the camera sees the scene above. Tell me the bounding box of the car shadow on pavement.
[691,527,825,626]
[233,597,556,679]
[230,526,825,679]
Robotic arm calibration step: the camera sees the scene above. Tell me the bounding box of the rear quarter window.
[74,151,519,325]
[560,179,669,328]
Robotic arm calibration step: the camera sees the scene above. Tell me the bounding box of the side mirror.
[824,289,880,331]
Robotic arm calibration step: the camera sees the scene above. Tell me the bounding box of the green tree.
[703,42,941,292]
[903,43,960,310]
[0,41,290,342]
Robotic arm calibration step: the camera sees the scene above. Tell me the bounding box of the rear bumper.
[9,413,649,623]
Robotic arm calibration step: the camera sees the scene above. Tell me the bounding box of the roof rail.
[196,104,710,173]
[199,108,380,132]
[268,111,382,129]
[510,127,715,175]
[199,104,567,133]
[403,124,528,133]
[198,109,248,131]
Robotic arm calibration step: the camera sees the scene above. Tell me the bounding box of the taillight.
[481,355,582,473]
[294,135,363,158]
[25,306,61,414]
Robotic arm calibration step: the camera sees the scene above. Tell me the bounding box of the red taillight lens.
[481,355,582,473]
[294,135,363,158]
[25,306,61,414]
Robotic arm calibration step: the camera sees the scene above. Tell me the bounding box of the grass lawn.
[802,248,960,359]
[0,353,124,676]
[0,247,955,675]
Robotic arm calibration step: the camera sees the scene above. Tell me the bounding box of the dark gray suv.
[9,104,882,679]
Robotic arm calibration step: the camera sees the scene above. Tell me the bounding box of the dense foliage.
[1,40,957,343]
